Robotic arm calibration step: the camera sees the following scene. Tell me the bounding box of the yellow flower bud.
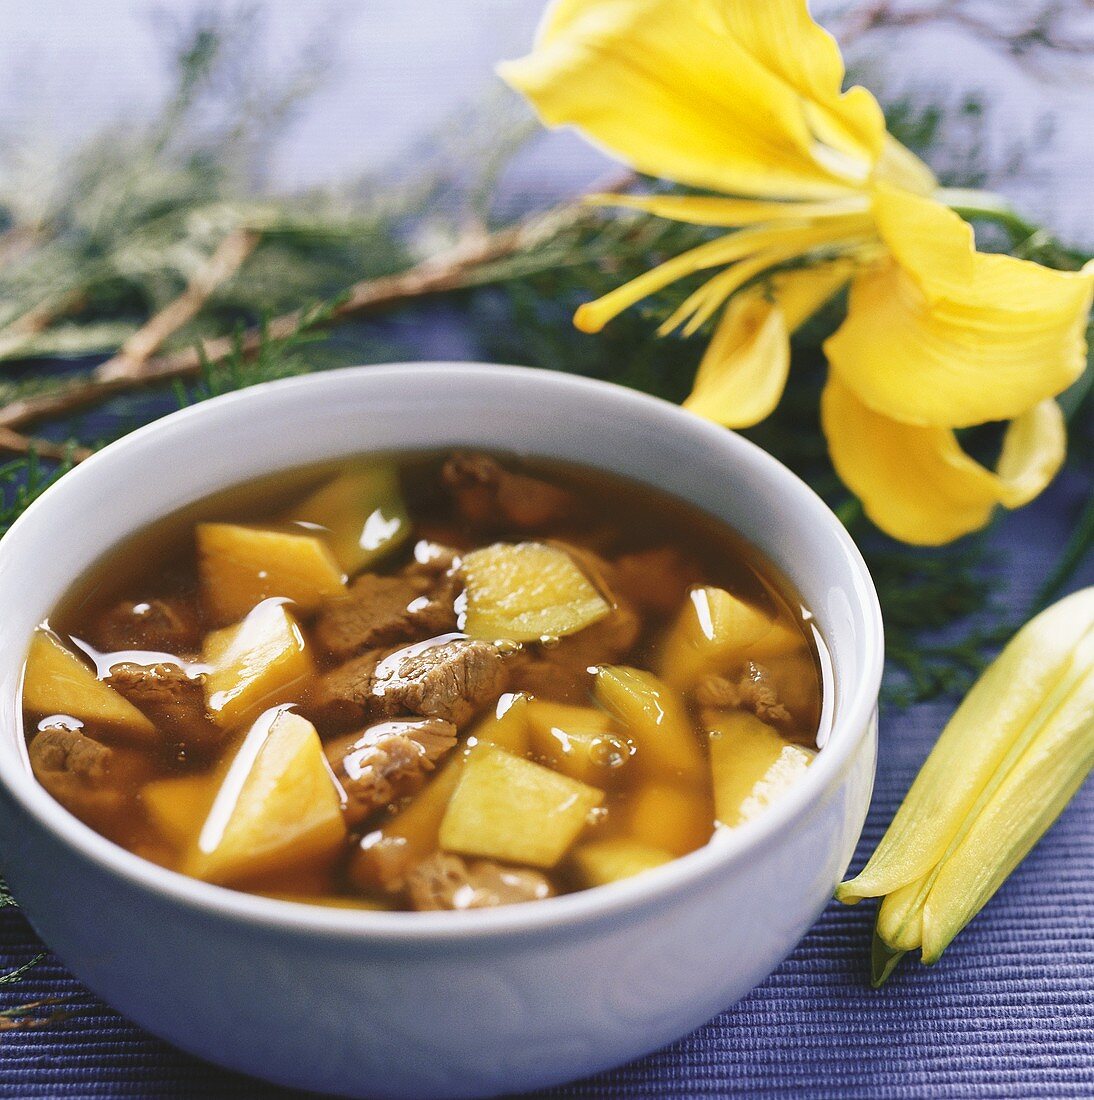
[838,587,1094,983]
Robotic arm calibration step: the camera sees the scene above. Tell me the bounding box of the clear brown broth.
[25,451,827,909]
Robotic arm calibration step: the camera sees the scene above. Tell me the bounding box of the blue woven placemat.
[0,408,1089,1100]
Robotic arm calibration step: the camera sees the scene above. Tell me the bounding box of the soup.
[21,451,825,911]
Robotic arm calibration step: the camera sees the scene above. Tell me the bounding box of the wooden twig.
[95,227,261,382]
[0,178,631,435]
[0,289,86,362]
[0,427,92,463]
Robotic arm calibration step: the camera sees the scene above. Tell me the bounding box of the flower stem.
[936,188,1041,244]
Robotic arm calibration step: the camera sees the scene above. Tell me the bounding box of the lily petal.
[820,379,1066,545]
[500,0,887,199]
[684,261,853,428]
[826,187,1094,427]
[585,192,870,228]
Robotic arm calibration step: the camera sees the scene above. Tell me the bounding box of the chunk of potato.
[202,602,315,729]
[188,709,346,885]
[659,586,778,689]
[197,522,346,624]
[707,711,814,828]
[23,629,156,741]
[289,462,411,575]
[626,782,712,856]
[440,745,603,868]
[351,753,467,891]
[142,773,218,849]
[594,666,704,783]
[572,838,674,887]
[468,692,533,755]
[461,542,611,642]
[526,700,632,784]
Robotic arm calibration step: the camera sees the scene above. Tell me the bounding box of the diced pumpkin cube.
[573,838,674,887]
[23,629,156,741]
[202,602,314,730]
[659,586,777,688]
[440,745,603,868]
[351,753,467,891]
[626,782,712,855]
[594,666,704,783]
[188,710,345,885]
[142,773,218,849]
[468,692,533,755]
[526,700,633,784]
[707,711,814,828]
[197,522,346,624]
[462,542,611,642]
[289,462,411,575]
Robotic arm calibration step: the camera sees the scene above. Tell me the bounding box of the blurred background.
[4,0,1092,239]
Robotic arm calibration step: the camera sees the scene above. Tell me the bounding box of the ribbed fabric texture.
[0,446,1088,1099]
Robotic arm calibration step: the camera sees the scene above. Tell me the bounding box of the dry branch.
[95,227,261,382]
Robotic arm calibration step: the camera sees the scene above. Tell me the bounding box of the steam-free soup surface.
[23,452,825,911]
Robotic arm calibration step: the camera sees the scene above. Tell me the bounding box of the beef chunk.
[406,852,554,911]
[613,547,705,618]
[696,661,792,726]
[309,650,382,730]
[106,662,221,751]
[29,725,113,782]
[28,724,130,818]
[372,638,510,726]
[443,452,577,532]
[325,718,457,826]
[405,540,460,579]
[90,597,201,654]
[313,572,458,660]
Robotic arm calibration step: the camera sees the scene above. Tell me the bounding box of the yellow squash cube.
[462,542,611,642]
[594,666,704,783]
[659,586,777,688]
[197,522,346,624]
[526,700,632,784]
[572,837,674,887]
[188,710,346,885]
[626,782,712,856]
[439,745,603,868]
[202,602,315,730]
[23,629,156,741]
[289,462,411,575]
[142,773,219,849]
[707,711,814,828]
[352,753,467,891]
[468,692,534,755]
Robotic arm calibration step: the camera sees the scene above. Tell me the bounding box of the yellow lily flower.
[500,0,1094,545]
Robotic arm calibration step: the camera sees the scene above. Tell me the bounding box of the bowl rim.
[0,362,884,942]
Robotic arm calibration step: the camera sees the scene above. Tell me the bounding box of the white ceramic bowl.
[0,364,882,1099]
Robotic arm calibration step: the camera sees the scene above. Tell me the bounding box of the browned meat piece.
[614,547,705,618]
[90,597,202,654]
[406,852,554,911]
[405,540,460,579]
[372,638,511,726]
[28,724,132,819]
[324,717,457,825]
[553,600,642,668]
[308,650,382,730]
[509,657,596,704]
[313,572,458,660]
[29,724,113,782]
[696,661,792,726]
[442,452,577,531]
[106,662,221,752]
